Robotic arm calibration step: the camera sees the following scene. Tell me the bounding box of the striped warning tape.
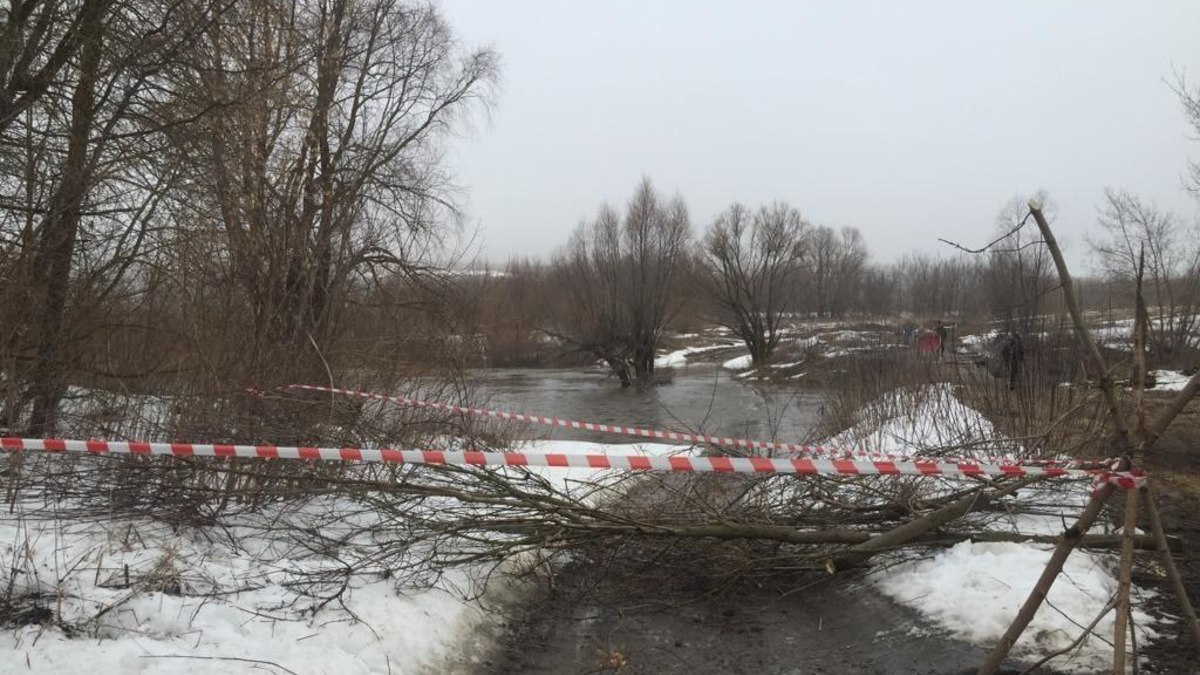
[274,383,1112,470]
[0,438,1144,488]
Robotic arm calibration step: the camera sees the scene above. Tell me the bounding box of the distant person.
[903,321,916,344]
[1000,331,1025,390]
[935,321,948,359]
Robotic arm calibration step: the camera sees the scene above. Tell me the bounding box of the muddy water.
[470,366,825,444]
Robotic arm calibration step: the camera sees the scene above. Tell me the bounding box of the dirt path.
[1138,395,1200,675]
[471,569,1040,675]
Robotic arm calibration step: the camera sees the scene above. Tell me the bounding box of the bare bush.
[549,178,691,386]
[803,224,867,318]
[698,202,809,365]
[1091,189,1200,364]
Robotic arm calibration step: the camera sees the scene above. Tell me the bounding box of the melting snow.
[855,385,1161,672]
[720,354,753,370]
[654,343,739,368]
[1150,370,1193,392]
[873,541,1157,672]
[1,441,680,674]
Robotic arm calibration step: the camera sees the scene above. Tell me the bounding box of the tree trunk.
[25,0,107,436]
[1028,204,1132,452]
[1113,490,1140,673]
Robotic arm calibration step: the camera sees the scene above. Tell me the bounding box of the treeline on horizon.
[457,183,1200,381]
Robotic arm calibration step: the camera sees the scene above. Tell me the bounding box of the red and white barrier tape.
[275,384,1111,470]
[0,438,1145,488]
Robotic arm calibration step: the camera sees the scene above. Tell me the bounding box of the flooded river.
[470,366,825,445]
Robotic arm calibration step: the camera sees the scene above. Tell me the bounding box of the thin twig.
[938,212,1034,254]
[1019,594,1117,674]
[140,654,300,675]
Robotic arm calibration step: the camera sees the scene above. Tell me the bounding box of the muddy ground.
[471,568,1039,675]
[1138,395,1200,675]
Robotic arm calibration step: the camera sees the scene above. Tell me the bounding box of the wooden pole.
[1141,482,1200,644]
[1027,205,1131,450]
[1113,490,1141,673]
[977,483,1116,675]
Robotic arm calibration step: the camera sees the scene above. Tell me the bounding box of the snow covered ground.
[720,354,753,370]
[851,386,1160,672]
[653,343,739,368]
[828,382,1025,460]
[960,329,999,347]
[874,536,1157,673]
[1085,315,1199,352]
[1,441,680,675]
[1151,369,1193,392]
[2,511,495,674]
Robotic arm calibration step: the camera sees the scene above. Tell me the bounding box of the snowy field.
[1,441,682,675]
[2,512,494,674]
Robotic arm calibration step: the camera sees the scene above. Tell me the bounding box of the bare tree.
[0,0,495,437]
[163,0,498,385]
[0,0,107,133]
[858,264,896,317]
[1091,189,1200,362]
[891,254,986,320]
[1179,74,1200,199]
[20,0,104,435]
[698,201,808,364]
[550,178,691,386]
[2,1,224,434]
[805,224,867,318]
[985,196,1057,335]
[479,258,554,366]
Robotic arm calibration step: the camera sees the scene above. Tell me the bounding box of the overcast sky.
[439,1,1200,271]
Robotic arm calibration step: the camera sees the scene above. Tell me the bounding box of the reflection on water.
[469,366,824,445]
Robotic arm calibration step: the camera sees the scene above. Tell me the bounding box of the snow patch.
[1150,370,1193,392]
[828,383,1048,464]
[873,541,1157,672]
[0,507,496,675]
[961,330,999,347]
[721,354,753,370]
[794,336,823,350]
[654,343,739,368]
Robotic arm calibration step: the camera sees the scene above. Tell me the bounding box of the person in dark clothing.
[935,321,948,359]
[1000,331,1025,390]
